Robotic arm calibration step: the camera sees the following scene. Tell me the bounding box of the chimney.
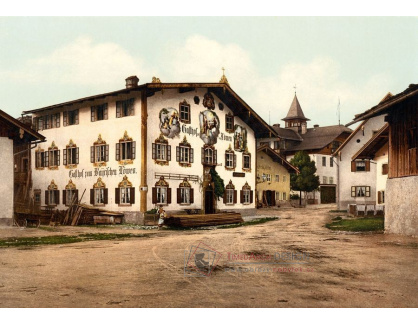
[314,124,319,128]
[125,75,139,89]
[301,123,307,134]
[273,123,280,128]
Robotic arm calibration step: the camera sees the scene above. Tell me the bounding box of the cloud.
[2,34,394,126]
[5,36,146,87]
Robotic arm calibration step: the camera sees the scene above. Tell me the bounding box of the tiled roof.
[285,125,352,152]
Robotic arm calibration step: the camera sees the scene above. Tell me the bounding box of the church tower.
[282,93,310,134]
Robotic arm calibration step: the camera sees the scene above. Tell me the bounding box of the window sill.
[242,168,252,172]
[118,204,132,207]
[180,120,191,124]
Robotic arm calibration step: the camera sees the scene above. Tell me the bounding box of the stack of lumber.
[164,212,243,227]
[62,204,124,225]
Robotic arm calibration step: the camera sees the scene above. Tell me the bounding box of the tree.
[289,151,320,206]
[209,168,225,200]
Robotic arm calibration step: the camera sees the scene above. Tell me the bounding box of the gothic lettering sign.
[69,167,137,179]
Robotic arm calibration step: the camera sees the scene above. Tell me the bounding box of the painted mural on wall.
[159,108,180,139]
[234,125,247,152]
[199,110,220,145]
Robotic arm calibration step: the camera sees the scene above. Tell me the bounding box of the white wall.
[337,115,386,210]
[0,137,14,223]
[147,88,256,212]
[31,92,142,214]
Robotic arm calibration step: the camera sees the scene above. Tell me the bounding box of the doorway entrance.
[263,190,276,206]
[204,188,215,214]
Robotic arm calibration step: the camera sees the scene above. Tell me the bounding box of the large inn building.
[23,75,277,224]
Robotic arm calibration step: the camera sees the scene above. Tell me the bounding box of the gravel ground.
[0,204,416,308]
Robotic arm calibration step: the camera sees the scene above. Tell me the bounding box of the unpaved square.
[0,205,416,307]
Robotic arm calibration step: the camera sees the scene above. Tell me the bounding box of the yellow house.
[256,145,299,207]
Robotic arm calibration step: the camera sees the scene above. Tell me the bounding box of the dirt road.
[0,205,416,307]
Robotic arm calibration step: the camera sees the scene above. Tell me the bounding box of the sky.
[0,16,417,128]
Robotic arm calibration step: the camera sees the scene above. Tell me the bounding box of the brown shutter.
[152,187,157,204]
[116,102,121,118]
[214,150,217,165]
[132,141,136,160]
[233,190,237,204]
[271,191,276,206]
[57,150,60,166]
[201,148,205,164]
[351,161,356,172]
[91,146,94,163]
[176,146,180,162]
[45,190,49,205]
[76,147,79,164]
[223,190,226,204]
[190,148,194,163]
[75,110,79,124]
[91,107,95,122]
[115,188,120,204]
[90,189,94,205]
[240,190,243,203]
[104,188,108,204]
[167,188,172,204]
[104,105,108,120]
[152,143,156,160]
[35,152,39,168]
[250,190,254,204]
[190,188,194,204]
[365,160,370,172]
[75,190,79,203]
[177,188,181,204]
[116,143,120,161]
[233,154,236,168]
[45,151,49,167]
[167,145,171,161]
[63,148,67,165]
[56,113,60,127]
[382,164,388,175]
[55,190,60,205]
[63,190,66,205]
[130,187,135,204]
[105,145,109,162]
[378,191,382,204]
[63,111,67,126]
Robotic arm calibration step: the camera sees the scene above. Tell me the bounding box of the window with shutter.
[117,176,134,206]
[153,134,169,165]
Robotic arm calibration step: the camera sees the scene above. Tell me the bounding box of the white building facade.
[334,115,386,210]
[25,76,275,223]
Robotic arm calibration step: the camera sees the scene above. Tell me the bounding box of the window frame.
[116,98,135,118]
[225,113,234,133]
[242,153,251,171]
[351,186,371,198]
[179,100,190,123]
[63,110,79,126]
[322,156,326,167]
[91,103,108,122]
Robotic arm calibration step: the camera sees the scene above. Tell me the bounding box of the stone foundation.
[0,218,13,226]
[385,176,418,236]
[122,211,144,225]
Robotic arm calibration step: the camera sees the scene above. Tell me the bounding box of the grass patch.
[0,233,146,248]
[329,210,347,213]
[332,216,343,221]
[163,217,279,231]
[326,217,384,232]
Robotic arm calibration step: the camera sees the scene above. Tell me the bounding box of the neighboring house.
[333,114,387,210]
[257,93,352,204]
[346,84,417,236]
[23,75,276,223]
[256,145,299,207]
[0,109,45,225]
[351,123,389,206]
